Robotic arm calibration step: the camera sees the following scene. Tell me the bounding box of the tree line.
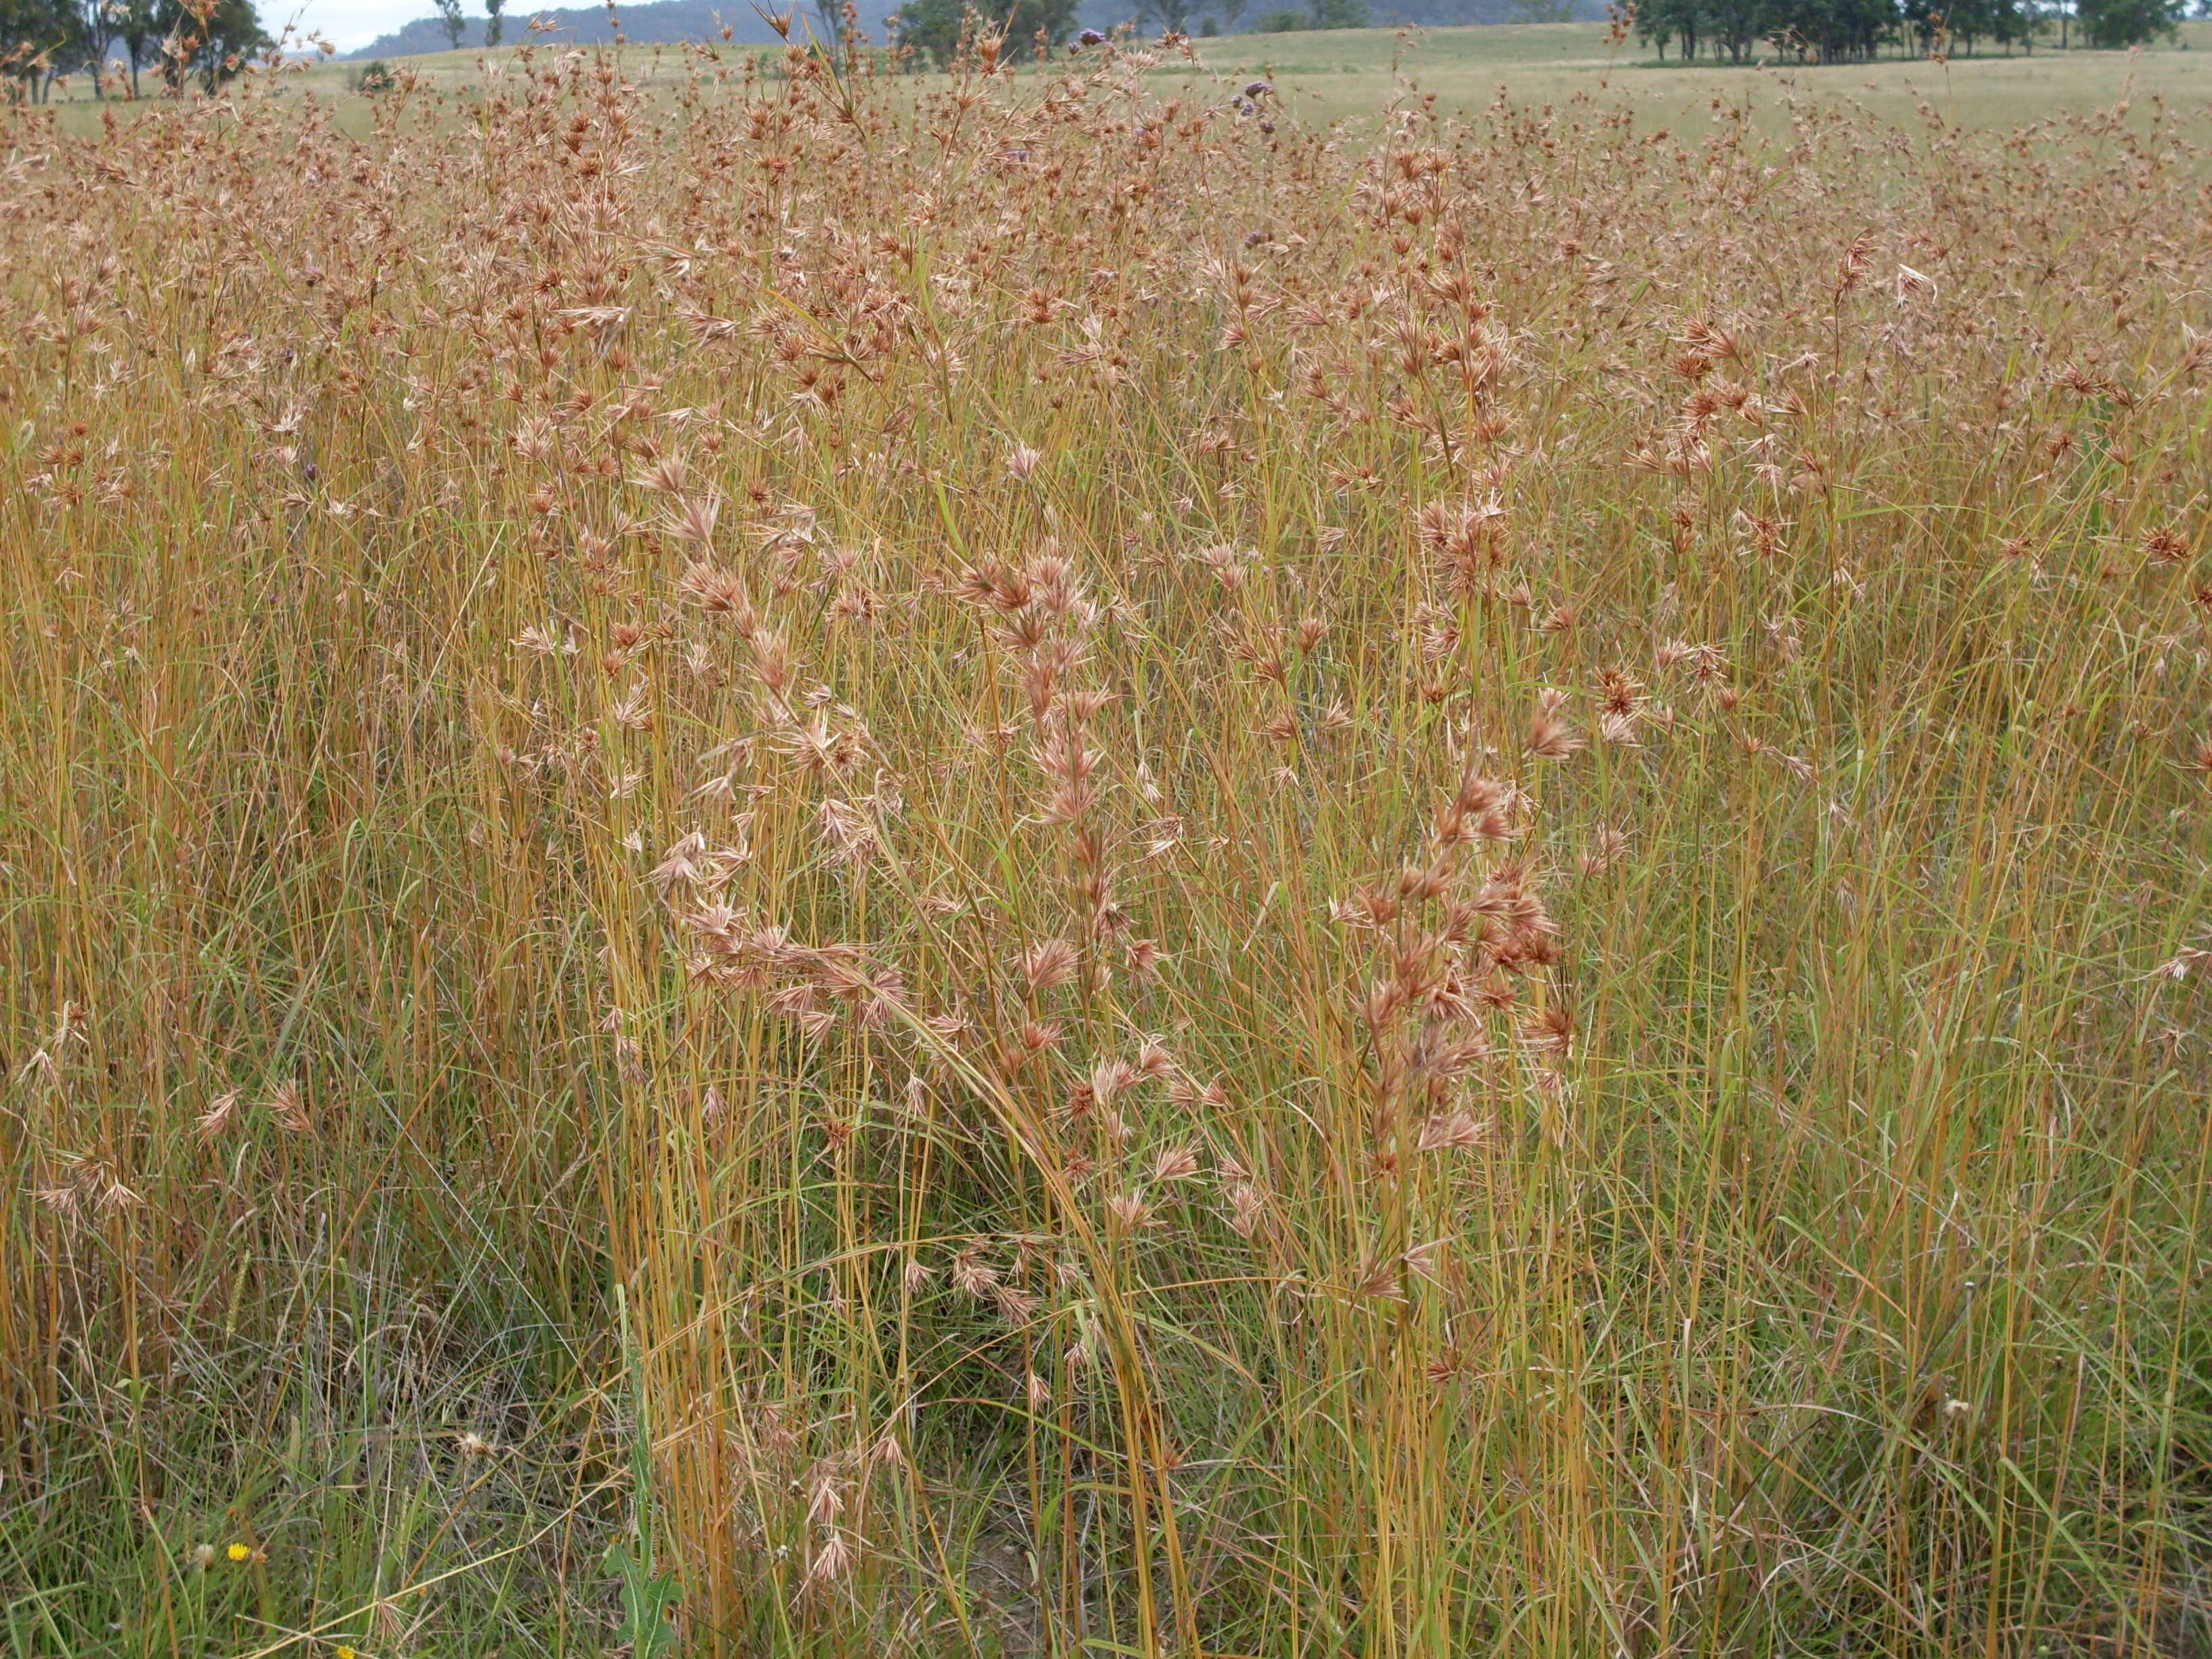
[892,0,2198,56]
[1,0,267,100]
[1633,0,2197,60]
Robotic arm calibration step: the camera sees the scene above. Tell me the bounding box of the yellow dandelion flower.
[226,1542,251,1562]
[335,1647,358,1659]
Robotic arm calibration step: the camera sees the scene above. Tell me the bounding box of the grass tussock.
[3,37,2211,1659]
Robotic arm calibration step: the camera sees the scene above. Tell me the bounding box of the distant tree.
[1308,0,1366,24]
[889,0,1077,62]
[1793,0,1896,57]
[1623,0,1916,58]
[1700,0,1769,60]
[433,0,465,47]
[482,0,503,45]
[1132,0,1256,34]
[109,0,159,90]
[1015,0,1084,50]
[1137,0,1201,35]
[886,0,951,58]
[70,0,119,89]
[151,0,266,89]
[2074,0,2179,38]
[1920,0,2029,52]
[1136,0,1247,25]
[1633,0,1903,58]
[1898,0,1943,47]
[0,0,73,101]
[1983,0,2035,51]
[1254,5,1300,23]
[1637,0,1701,55]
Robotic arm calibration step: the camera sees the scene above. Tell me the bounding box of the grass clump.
[2,34,2210,1659]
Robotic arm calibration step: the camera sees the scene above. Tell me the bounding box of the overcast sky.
[285,0,454,50]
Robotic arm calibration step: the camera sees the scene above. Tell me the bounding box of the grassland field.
[5,9,2212,1659]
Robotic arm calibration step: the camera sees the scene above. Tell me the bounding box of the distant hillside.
[1375,0,1607,21]
[346,1,896,56]
[346,0,1601,58]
